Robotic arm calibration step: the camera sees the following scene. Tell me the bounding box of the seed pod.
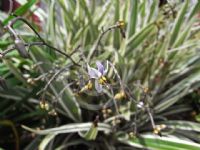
[114,90,126,100]
[14,38,29,58]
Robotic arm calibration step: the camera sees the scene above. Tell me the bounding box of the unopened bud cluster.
[153,124,166,135]
[102,107,112,118]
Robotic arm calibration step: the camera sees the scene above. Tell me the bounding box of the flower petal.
[96,61,105,75]
[88,65,101,79]
[103,60,109,75]
[95,80,103,93]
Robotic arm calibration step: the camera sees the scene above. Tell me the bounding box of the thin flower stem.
[8,0,13,15]
[124,86,137,103]
[0,42,44,57]
[7,16,80,66]
[134,107,138,134]
[108,61,123,89]
[7,25,18,39]
[0,47,15,56]
[69,45,81,56]
[109,85,120,115]
[88,25,119,60]
[104,114,125,123]
[37,65,70,96]
[146,106,156,129]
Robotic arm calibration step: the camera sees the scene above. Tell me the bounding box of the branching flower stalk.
[88,21,125,60]
[1,15,80,66]
[6,23,29,58]
[0,42,44,57]
[37,64,71,96]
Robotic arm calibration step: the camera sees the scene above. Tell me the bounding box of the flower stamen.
[98,76,107,85]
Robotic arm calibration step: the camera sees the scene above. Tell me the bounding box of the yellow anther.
[102,76,107,82]
[86,80,93,90]
[98,76,107,85]
[79,87,86,93]
[79,81,93,93]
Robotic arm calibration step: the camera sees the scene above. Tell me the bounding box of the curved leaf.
[118,134,200,150]
[163,120,200,132]
[22,122,112,135]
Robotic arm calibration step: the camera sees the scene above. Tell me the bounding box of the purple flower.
[87,61,107,93]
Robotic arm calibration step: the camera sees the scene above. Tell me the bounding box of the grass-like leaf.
[119,134,200,150]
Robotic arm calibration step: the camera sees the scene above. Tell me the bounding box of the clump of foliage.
[0,0,200,150]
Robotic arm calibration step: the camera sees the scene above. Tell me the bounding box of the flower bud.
[116,20,125,28]
[40,101,49,110]
[114,90,126,100]
[143,87,149,93]
[27,78,36,85]
[14,38,29,58]
[153,128,159,134]
[128,132,136,138]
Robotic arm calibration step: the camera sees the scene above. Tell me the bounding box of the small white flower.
[87,61,107,93]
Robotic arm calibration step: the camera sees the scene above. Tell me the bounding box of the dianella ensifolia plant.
[1,0,200,150]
